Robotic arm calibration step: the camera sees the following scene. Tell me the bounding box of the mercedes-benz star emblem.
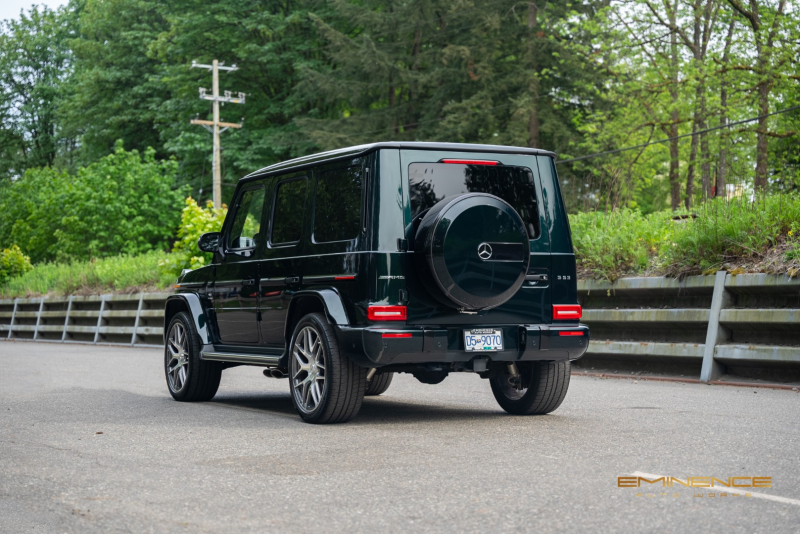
[477,242,493,260]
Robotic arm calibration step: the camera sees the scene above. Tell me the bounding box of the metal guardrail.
[2,273,798,383]
[578,272,800,382]
[0,293,169,347]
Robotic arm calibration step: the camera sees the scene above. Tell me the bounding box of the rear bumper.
[336,324,589,368]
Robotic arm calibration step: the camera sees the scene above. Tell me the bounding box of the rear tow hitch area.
[506,362,522,389]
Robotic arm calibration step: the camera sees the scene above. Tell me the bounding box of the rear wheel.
[164,311,221,402]
[289,313,367,423]
[490,361,570,415]
[366,372,393,396]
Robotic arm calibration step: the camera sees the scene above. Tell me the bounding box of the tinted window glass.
[408,163,540,238]
[314,166,362,243]
[228,187,265,249]
[271,178,307,244]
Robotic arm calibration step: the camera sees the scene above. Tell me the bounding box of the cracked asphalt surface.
[1,341,799,533]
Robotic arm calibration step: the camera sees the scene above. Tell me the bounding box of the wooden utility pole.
[190,59,245,208]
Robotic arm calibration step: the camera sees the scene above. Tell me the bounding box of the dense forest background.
[1,0,798,214]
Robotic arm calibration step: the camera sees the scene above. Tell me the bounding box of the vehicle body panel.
[167,142,587,371]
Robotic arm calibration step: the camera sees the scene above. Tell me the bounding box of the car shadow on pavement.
[210,392,298,417]
[209,393,514,425]
[356,397,506,425]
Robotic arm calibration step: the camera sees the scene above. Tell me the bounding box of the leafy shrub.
[158,197,227,280]
[0,245,33,285]
[0,251,172,297]
[0,141,186,263]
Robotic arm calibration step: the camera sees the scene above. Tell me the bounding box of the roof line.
[243,141,556,179]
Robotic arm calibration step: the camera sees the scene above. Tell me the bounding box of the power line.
[556,105,800,165]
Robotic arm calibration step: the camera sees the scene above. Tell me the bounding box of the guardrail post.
[93,296,107,344]
[61,296,73,342]
[32,298,45,341]
[7,298,18,339]
[700,271,732,382]
[131,293,144,346]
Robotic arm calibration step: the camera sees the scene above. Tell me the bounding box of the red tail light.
[367,305,407,321]
[382,333,412,338]
[553,304,582,320]
[440,159,499,165]
[558,331,584,336]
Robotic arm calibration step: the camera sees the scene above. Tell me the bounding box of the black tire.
[366,372,393,396]
[490,361,570,415]
[164,311,222,402]
[288,313,367,424]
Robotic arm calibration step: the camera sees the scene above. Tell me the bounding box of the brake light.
[553,304,582,320]
[558,331,584,336]
[382,333,413,338]
[367,305,407,321]
[441,159,499,165]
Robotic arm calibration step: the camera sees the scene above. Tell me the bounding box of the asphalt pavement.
[1,341,799,533]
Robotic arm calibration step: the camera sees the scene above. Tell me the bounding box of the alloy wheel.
[291,325,327,413]
[166,322,189,393]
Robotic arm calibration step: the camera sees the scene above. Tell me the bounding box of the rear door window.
[408,162,540,238]
[313,166,363,243]
[270,178,308,245]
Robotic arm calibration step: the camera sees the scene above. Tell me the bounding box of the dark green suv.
[164,142,588,423]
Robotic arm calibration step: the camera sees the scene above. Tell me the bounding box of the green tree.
[0,141,186,263]
[294,1,602,156]
[0,5,74,179]
[726,0,798,191]
[60,0,170,165]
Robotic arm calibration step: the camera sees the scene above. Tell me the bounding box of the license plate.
[464,329,504,352]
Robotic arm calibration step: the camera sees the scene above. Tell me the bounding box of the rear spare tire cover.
[414,193,530,310]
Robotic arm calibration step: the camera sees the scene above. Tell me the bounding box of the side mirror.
[198,232,221,253]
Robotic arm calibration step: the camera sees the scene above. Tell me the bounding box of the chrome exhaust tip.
[263,369,287,379]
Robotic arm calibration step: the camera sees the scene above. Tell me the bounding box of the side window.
[313,166,363,243]
[271,178,308,245]
[228,186,266,252]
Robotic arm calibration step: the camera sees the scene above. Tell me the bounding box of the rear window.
[408,162,540,238]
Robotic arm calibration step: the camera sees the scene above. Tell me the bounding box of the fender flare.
[164,293,213,345]
[284,289,350,340]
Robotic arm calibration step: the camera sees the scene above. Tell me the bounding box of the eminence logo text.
[618,476,772,488]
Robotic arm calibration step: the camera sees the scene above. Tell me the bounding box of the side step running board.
[201,351,282,367]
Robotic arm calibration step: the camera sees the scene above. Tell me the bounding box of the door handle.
[525,274,548,281]
[285,276,300,285]
[242,278,256,286]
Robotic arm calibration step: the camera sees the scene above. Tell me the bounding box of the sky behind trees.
[0,1,65,21]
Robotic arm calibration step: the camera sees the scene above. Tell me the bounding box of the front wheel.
[490,361,570,415]
[288,313,367,423]
[164,311,221,402]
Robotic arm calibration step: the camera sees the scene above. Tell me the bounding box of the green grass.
[0,251,175,298]
[570,194,800,281]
